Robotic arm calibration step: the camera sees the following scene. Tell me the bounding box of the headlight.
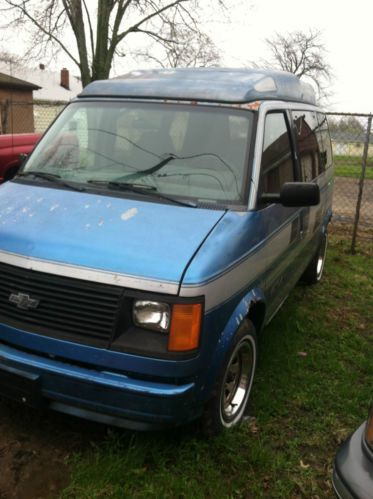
[365,403,373,451]
[133,301,170,332]
[132,300,203,352]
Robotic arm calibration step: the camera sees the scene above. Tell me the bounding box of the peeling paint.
[244,101,261,111]
[50,204,59,212]
[154,97,262,112]
[98,219,104,227]
[121,208,138,221]
[84,204,90,209]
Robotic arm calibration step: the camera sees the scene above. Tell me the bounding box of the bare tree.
[0,50,20,65]
[258,29,332,100]
[328,116,365,136]
[1,0,224,86]
[136,16,221,68]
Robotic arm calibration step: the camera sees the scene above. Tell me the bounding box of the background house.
[329,130,373,157]
[0,63,82,134]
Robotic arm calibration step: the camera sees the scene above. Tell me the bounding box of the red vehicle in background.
[0,133,41,183]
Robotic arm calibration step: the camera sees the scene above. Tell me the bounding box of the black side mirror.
[260,182,320,207]
[19,153,29,165]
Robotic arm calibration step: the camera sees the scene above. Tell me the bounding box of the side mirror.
[260,182,320,207]
[19,153,29,165]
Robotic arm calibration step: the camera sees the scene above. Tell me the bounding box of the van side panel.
[180,207,303,319]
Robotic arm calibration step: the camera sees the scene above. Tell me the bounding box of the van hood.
[0,182,225,294]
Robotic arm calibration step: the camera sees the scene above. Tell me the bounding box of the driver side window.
[258,112,295,205]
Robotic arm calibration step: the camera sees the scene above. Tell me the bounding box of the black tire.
[302,232,328,285]
[200,320,257,437]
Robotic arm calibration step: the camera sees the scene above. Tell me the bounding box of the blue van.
[0,69,333,434]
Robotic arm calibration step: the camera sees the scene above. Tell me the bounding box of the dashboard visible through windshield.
[22,101,254,207]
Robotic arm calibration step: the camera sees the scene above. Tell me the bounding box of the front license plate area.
[0,363,44,408]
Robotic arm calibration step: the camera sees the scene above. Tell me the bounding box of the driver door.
[256,111,302,319]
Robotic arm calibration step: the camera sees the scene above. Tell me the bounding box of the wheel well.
[248,301,266,333]
[4,164,20,181]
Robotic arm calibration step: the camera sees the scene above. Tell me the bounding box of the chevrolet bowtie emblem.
[9,292,40,311]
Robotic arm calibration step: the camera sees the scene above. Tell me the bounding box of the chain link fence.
[0,99,65,134]
[327,112,373,253]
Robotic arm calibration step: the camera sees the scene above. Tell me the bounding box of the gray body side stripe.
[0,250,179,295]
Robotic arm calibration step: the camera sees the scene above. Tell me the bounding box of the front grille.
[0,262,124,346]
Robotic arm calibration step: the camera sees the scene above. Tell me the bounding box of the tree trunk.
[92,0,115,81]
[63,0,92,86]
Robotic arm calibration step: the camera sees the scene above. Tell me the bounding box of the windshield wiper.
[87,179,197,208]
[116,155,176,182]
[17,171,86,192]
[88,180,157,191]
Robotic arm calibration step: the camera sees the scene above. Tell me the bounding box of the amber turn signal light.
[168,303,202,352]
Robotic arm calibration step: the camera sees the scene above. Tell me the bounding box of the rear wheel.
[302,232,328,285]
[200,320,257,436]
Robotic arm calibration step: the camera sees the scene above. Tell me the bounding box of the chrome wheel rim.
[221,337,255,423]
[316,234,328,280]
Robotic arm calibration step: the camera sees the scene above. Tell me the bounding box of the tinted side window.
[317,113,333,170]
[259,112,295,198]
[292,111,320,181]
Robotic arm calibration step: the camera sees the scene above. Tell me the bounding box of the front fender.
[323,207,332,232]
[199,287,265,401]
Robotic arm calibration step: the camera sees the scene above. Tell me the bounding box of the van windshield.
[23,101,254,206]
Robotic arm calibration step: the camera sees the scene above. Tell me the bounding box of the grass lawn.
[334,155,373,179]
[62,236,373,499]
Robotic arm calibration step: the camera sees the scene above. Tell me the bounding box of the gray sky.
[206,0,373,113]
[2,0,372,113]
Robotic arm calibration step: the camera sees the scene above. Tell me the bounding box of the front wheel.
[302,232,328,285]
[200,321,257,436]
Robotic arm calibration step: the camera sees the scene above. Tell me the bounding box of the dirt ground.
[0,398,107,499]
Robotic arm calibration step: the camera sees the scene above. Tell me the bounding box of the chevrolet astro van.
[0,69,333,434]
